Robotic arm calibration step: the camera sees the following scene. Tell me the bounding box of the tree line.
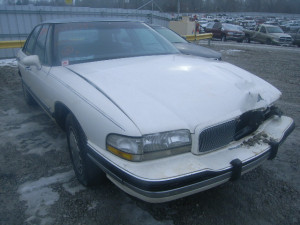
[13,0,300,14]
[77,0,300,14]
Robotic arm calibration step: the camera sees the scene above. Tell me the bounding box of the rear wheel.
[66,113,106,186]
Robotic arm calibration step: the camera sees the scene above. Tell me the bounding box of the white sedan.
[17,19,294,203]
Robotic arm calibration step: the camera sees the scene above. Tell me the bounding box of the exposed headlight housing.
[106,130,192,161]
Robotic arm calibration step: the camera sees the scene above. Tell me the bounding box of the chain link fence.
[0,5,172,58]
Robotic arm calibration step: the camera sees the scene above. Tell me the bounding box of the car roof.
[42,17,140,24]
[261,24,278,27]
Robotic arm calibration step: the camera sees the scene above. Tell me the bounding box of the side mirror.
[21,55,41,70]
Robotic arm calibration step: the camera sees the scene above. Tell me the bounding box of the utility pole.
[136,0,163,24]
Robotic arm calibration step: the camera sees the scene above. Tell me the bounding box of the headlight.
[106,130,192,161]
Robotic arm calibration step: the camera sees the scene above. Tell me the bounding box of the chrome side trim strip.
[48,70,125,131]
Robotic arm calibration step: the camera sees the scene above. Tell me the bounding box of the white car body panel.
[66,54,281,135]
[17,20,294,203]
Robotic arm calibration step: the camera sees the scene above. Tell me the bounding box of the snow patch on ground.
[220,49,245,55]
[62,180,86,195]
[0,58,17,67]
[87,201,98,211]
[18,171,75,225]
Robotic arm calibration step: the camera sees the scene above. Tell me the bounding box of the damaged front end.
[196,105,284,154]
[96,107,294,203]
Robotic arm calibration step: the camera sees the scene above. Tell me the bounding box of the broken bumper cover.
[87,116,295,203]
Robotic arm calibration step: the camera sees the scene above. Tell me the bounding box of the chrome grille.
[199,120,237,153]
[198,107,280,153]
[279,37,292,43]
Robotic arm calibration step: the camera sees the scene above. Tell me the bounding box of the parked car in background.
[286,21,300,32]
[17,19,294,203]
[279,20,289,32]
[239,20,256,30]
[150,24,222,60]
[264,21,280,26]
[204,22,245,42]
[289,28,300,47]
[244,24,293,46]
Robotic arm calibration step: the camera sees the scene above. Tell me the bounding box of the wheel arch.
[54,101,72,131]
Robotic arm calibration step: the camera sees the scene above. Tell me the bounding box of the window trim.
[33,24,50,65]
[23,25,42,56]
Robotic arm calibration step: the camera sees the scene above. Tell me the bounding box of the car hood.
[225,29,244,34]
[173,43,222,60]
[270,33,292,38]
[66,54,281,134]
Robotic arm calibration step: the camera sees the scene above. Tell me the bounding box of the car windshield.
[266,26,284,33]
[222,23,241,31]
[53,21,179,65]
[152,27,187,44]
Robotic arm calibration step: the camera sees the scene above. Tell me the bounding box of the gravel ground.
[0,42,299,225]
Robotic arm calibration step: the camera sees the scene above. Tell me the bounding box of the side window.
[260,26,266,33]
[24,25,42,55]
[213,23,221,29]
[33,24,50,65]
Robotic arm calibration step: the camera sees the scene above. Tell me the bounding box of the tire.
[245,36,251,43]
[66,113,106,186]
[22,81,36,106]
[266,39,272,45]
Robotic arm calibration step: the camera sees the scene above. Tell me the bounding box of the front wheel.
[245,36,251,43]
[66,113,106,186]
